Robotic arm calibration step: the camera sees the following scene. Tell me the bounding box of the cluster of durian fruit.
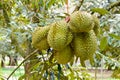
[32,11,100,66]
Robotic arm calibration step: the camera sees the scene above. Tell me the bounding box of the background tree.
[0,0,120,80]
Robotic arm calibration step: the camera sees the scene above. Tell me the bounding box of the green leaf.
[109,33,120,40]
[47,0,55,8]
[57,15,66,18]
[0,36,3,40]
[100,37,108,51]
[91,8,109,15]
[18,74,26,80]
[63,13,70,16]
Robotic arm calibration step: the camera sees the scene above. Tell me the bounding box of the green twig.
[7,49,39,80]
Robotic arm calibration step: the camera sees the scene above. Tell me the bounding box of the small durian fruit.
[69,11,94,32]
[47,20,73,51]
[32,26,50,50]
[71,30,97,66]
[54,46,73,64]
[92,15,100,36]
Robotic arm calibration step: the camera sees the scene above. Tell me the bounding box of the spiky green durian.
[112,68,120,79]
[92,15,100,36]
[71,30,97,66]
[32,26,50,50]
[54,46,73,64]
[69,11,94,32]
[47,20,73,51]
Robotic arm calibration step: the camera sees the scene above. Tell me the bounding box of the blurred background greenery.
[0,0,120,80]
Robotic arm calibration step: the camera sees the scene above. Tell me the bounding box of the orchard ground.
[0,66,119,80]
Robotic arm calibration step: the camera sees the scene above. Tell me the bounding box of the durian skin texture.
[69,11,94,32]
[92,15,100,36]
[54,46,73,64]
[47,20,73,51]
[71,30,97,66]
[32,26,50,50]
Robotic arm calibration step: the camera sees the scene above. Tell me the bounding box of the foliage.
[0,0,120,80]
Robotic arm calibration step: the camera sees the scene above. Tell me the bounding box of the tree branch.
[7,49,39,80]
[107,1,120,11]
[2,2,11,27]
[73,0,85,13]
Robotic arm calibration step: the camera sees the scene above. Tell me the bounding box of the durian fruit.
[71,30,97,66]
[69,11,94,32]
[54,46,73,64]
[92,15,100,36]
[112,68,120,79]
[32,26,50,50]
[47,20,73,51]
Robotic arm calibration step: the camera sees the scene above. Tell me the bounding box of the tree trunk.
[24,62,31,80]
[1,54,5,67]
[8,55,17,66]
[23,39,35,80]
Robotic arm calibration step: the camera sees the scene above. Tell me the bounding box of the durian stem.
[7,49,39,80]
[66,0,69,13]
